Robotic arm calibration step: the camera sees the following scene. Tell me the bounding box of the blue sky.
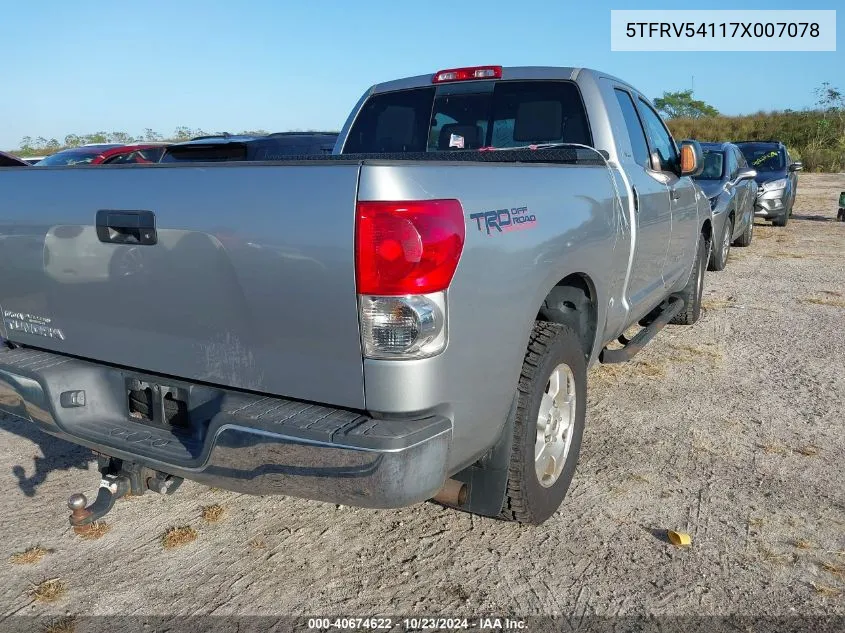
[1,0,841,149]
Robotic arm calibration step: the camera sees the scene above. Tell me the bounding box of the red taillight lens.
[432,66,502,83]
[356,200,465,295]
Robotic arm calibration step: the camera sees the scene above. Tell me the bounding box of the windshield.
[36,148,107,166]
[696,151,725,180]
[343,80,591,153]
[738,145,785,172]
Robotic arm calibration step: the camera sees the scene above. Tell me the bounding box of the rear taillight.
[432,66,502,83]
[355,200,464,296]
[356,199,464,359]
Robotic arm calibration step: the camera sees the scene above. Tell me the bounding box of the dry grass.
[592,360,666,381]
[764,253,807,259]
[28,578,67,603]
[667,343,723,363]
[819,561,844,577]
[802,297,845,308]
[201,504,225,522]
[75,521,111,540]
[819,290,843,297]
[248,537,268,551]
[630,361,665,378]
[627,473,650,483]
[702,298,735,311]
[811,582,842,597]
[794,538,815,550]
[748,518,765,529]
[10,546,51,565]
[758,443,788,456]
[760,548,796,565]
[161,526,198,549]
[42,616,77,633]
[794,445,820,456]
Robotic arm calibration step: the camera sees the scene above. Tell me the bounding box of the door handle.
[96,210,157,245]
[670,188,681,201]
[632,186,639,212]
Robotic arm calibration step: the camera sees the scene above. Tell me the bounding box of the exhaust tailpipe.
[432,478,467,507]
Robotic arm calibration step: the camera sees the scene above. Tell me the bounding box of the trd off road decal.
[469,206,537,236]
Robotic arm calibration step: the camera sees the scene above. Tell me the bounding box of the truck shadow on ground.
[0,414,94,497]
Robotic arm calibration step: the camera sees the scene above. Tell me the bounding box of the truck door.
[635,98,698,290]
[612,88,672,318]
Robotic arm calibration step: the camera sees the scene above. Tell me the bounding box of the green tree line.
[13,127,288,156]
[659,83,844,172]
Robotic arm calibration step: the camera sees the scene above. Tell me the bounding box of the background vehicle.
[0,66,710,526]
[693,141,758,270]
[92,143,169,164]
[34,144,124,166]
[0,151,30,167]
[22,156,45,165]
[161,132,338,162]
[736,140,802,227]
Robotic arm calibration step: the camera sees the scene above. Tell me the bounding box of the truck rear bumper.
[0,345,451,508]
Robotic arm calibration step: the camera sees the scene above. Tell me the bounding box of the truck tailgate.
[0,164,365,408]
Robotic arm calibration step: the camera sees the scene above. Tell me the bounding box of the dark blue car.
[692,141,758,271]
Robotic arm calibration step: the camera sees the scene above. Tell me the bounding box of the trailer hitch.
[68,474,130,528]
[67,457,183,531]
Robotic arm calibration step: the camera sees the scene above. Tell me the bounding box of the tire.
[708,216,733,271]
[499,322,587,525]
[734,215,753,247]
[771,212,788,227]
[671,233,706,326]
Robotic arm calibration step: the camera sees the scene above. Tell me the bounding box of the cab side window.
[613,88,650,168]
[637,99,678,174]
[734,147,748,169]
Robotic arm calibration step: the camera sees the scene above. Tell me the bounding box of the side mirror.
[678,140,704,177]
[731,167,757,185]
[789,161,803,172]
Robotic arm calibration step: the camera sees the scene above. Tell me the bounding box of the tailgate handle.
[96,210,157,245]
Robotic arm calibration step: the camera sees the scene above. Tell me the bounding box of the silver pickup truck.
[0,66,710,526]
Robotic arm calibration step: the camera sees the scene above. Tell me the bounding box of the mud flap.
[450,394,517,517]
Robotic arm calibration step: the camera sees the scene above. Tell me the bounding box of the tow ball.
[67,457,183,532]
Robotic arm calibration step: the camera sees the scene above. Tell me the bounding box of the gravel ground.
[1,174,843,628]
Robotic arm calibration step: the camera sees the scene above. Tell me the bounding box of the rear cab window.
[342,80,591,154]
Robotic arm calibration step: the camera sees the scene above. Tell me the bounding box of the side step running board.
[599,296,685,364]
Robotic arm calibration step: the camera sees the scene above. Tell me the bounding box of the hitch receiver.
[67,457,183,530]
[68,474,130,527]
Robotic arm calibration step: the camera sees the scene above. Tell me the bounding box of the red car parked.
[91,143,168,164]
[34,143,168,166]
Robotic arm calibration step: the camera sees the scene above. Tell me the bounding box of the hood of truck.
[0,164,366,409]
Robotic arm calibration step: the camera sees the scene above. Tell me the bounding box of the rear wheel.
[708,216,733,271]
[671,233,706,325]
[772,212,789,227]
[499,322,586,525]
